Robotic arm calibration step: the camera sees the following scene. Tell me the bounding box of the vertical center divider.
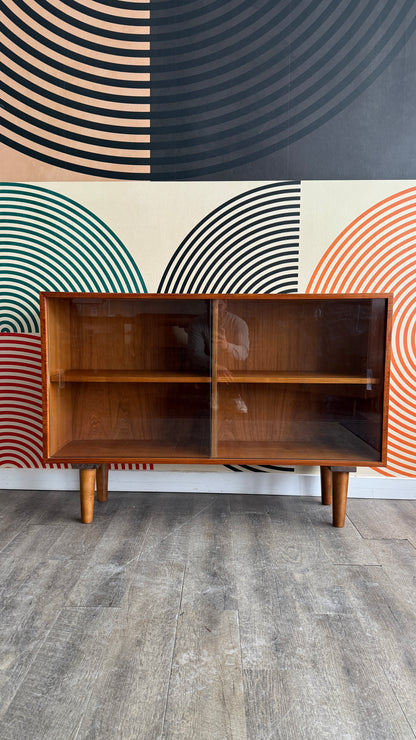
[211,299,219,458]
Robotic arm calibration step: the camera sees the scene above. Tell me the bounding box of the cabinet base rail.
[76,464,356,527]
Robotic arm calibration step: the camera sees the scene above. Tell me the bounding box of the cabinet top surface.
[40,291,393,301]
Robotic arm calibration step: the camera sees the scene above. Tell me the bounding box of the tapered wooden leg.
[80,468,96,523]
[320,466,333,505]
[96,464,109,502]
[332,471,349,528]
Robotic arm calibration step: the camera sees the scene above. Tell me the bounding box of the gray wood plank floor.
[0,489,415,740]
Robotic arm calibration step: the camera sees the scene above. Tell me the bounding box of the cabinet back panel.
[217,382,382,456]
[69,298,208,372]
[214,300,313,374]
[70,313,143,371]
[221,299,376,376]
[71,383,210,445]
[217,384,317,442]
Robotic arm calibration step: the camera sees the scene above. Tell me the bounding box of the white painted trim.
[0,468,415,499]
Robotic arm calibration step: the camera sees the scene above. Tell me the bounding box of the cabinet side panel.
[211,300,219,456]
[45,298,73,456]
[48,299,71,375]
[40,294,49,459]
[381,296,393,463]
[49,385,73,457]
[363,298,389,455]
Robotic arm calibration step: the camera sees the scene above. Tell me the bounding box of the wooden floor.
[0,490,415,740]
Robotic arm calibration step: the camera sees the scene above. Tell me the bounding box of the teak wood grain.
[216,371,378,384]
[50,369,211,383]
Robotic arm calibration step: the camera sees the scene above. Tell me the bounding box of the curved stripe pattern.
[111,464,153,471]
[225,464,294,473]
[0,334,58,467]
[1,0,150,178]
[0,334,153,469]
[158,182,300,294]
[0,183,146,334]
[159,180,299,472]
[307,186,416,478]
[151,0,416,177]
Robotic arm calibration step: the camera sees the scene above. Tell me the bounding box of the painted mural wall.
[1,1,416,479]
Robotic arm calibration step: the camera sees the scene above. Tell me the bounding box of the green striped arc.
[2,215,119,292]
[2,241,115,293]
[1,244,107,333]
[0,274,81,335]
[0,185,146,291]
[0,199,142,293]
[0,295,37,333]
[0,196,146,293]
[0,184,146,333]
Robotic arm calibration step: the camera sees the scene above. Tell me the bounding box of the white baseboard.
[0,468,415,499]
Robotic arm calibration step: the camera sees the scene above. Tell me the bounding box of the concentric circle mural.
[151,0,416,177]
[307,186,416,478]
[0,182,147,469]
[0,334,49,467]
[0,183,146,334]
[159,180,300,472]
[158,181,300,294]
[1,0,150,178]
[225,464,294,473]
[0,333,154,469]
[3,1,416,178]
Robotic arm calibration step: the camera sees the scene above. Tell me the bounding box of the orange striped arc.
[307,186,416,477]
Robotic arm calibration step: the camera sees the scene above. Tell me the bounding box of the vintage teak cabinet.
[40,292,392,526]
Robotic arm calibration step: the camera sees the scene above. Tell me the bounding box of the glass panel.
[44,294,388,464]
[212,297,387,462]
[214,383,381,462]
[46,296,212,460]
[68,297,210,374]
[55,382,211,460]
[213,297,384,377]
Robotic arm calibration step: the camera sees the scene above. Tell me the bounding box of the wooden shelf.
[50,369,211,383]
[47,424,380,465]
[216,423,380,464]
[51,439,211,462]
[216,371,378,384]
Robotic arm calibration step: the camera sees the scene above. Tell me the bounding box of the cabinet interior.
[41,293,391,465]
